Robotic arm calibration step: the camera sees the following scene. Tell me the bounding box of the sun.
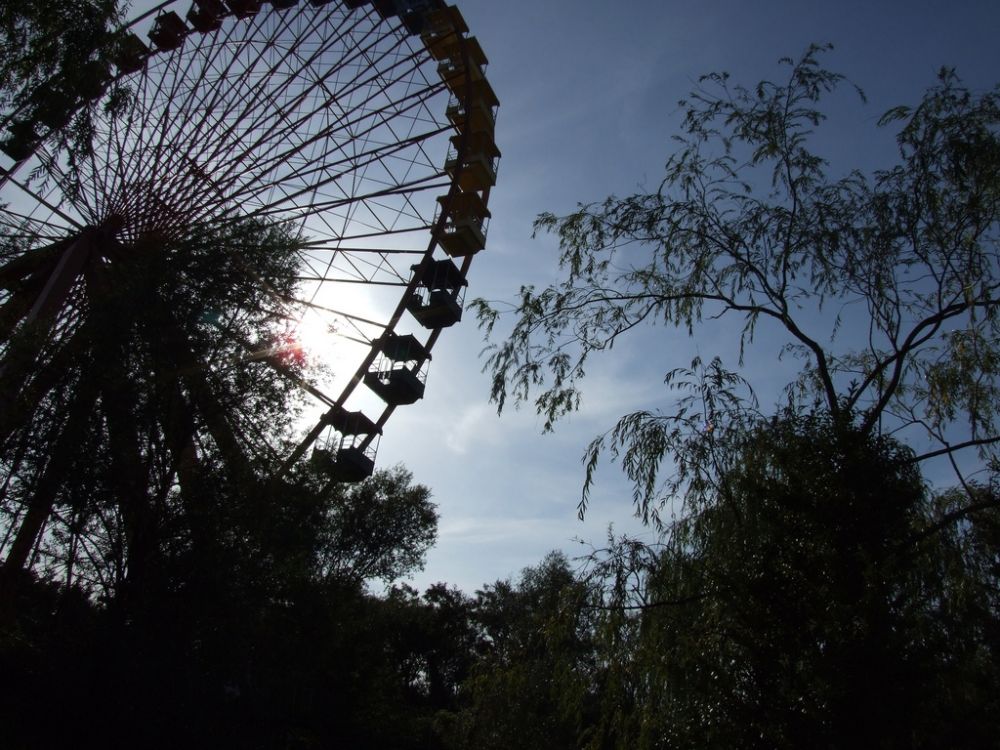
[288,312,334,362]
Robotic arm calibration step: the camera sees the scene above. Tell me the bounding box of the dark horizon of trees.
[2,462,454,750]
[7,423,997,750]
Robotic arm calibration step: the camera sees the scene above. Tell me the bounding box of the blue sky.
[381,0,1000,593]
[116,0,1000,593]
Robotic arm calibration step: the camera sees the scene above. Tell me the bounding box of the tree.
[475,45,1000,519]
[382,582,480,720]
[473,46,1000,748]
[560,414,999,750]
[0,7,453,747]
[444,552,604,750]
[625,416,997,748]
[0,1,327,605]
[1,1,130,161]
[0,467,442,750]
[0,1,121,101]
[311,465,439,586]
[0,217,312,608]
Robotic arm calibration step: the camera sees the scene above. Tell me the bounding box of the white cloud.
[444,403,499,455]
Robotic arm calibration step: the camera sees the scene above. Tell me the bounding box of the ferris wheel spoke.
[1,177,85,232]
[227,142,448,229]
[91,18,427,239]
[342,250,405,285]
[71,11,448,244]
[204,44,429,208]
[78,145,113,222]
[114,39,245,222]
[302,72,448,213]
[109,52,193,208]
[310,250,408,286]
[116,23,254,209]
[0,235,73,288]
[296,245,426,279]
[202,14,380,165]
[236,172,449,235]
[95,108,142,226]
[111,68,185,210]
[192,6,310,116]
[141,17,318,202]
[161,14,383,203]
[356,50,444,204]
[233,88,451,199]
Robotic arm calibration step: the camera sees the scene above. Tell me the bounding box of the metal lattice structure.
[0,0,499,577]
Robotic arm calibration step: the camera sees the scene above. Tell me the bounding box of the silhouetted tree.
[0,7,450,749]
[312,466,439,586]
[476,46,1000,519]
[0,467,441,750]
[1,218,310,605]
[443,552,604,750]
[590,415,1000,749]
[474,46,1000,748]
[1,1,129,159]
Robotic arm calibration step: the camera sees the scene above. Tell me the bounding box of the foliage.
[568,416,999,749]
[419,420,1000,750]
[384,582,480,715]
[0,1,130,160]
[312,465,438,586]
[0,1,121,99]
[0,467,441,750]
[475,45,1000,517]
[471,46,1000,749]
[0,217,311,598]
[1,7,448,749]
[442,552,603,750]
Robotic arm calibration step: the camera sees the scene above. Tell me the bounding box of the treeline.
[5,417,998,749]
[1,465,443,748]
[465,42,1000,750]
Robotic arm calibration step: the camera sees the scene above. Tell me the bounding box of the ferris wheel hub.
[100,214,126,236]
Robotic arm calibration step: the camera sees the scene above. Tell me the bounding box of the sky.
[112,0,1000,593]
[369,0,1000,593]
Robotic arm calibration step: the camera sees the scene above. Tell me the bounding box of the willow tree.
[476,45,1000,521]
[474,43,1000,750]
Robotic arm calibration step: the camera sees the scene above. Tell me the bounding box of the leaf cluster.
[1,1,132,161]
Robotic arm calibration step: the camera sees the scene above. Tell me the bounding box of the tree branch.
[910,434,1000,463]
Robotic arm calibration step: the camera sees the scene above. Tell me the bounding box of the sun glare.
[290,313,335,362]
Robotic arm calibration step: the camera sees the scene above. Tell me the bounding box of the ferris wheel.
[0,0,500,577]
[0,0,499,483]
